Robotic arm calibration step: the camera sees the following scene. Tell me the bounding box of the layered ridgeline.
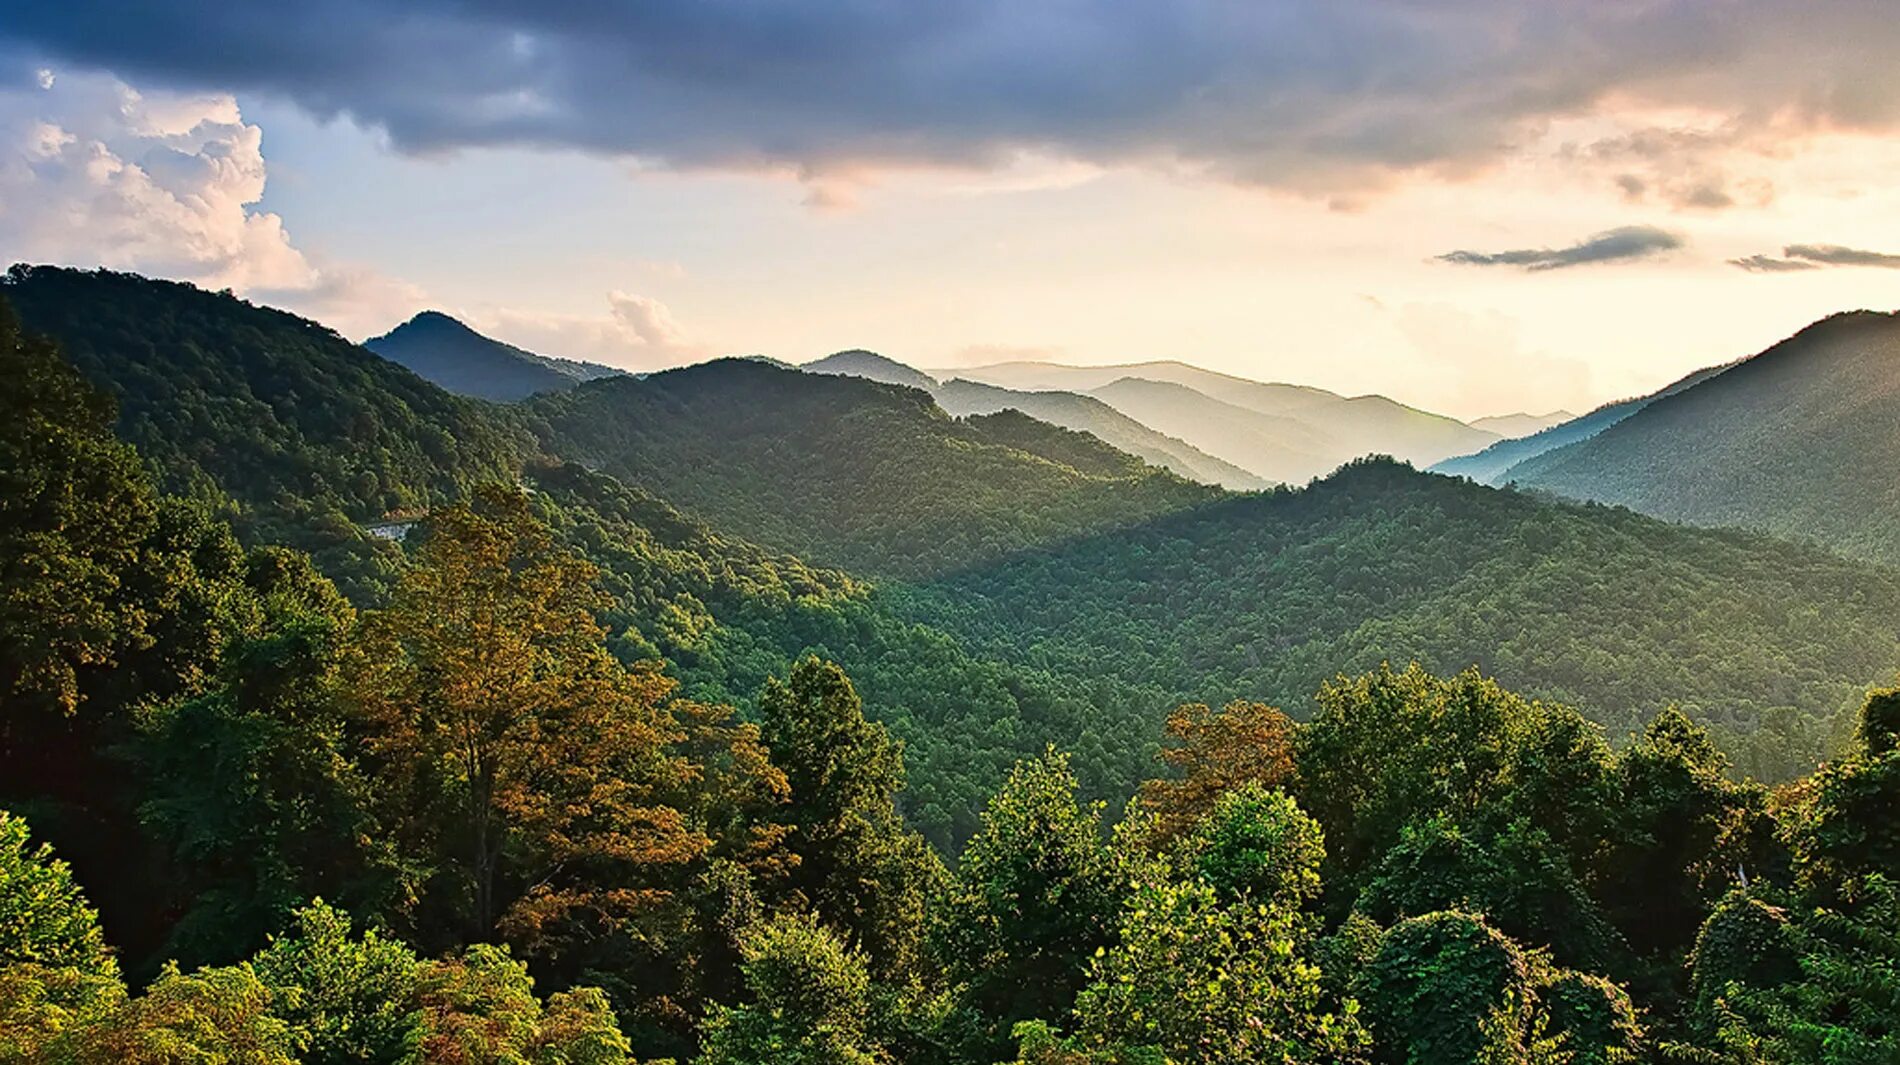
[896,458,1900,779]
[0,267,1202,844]
[804,350,1266,488]
[14,266,1900,816]
[1500,311,1900,565]
[946,356,1501,480]
[525,359,1219,578]
[365,309,622,401]
[1468,410,1574,437]
[1434,363,1735,484]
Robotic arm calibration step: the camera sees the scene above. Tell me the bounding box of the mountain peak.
[803,349,937,390]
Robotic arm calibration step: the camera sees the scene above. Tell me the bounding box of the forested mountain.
[525,360,1218,577]
[365,310,621,401]
[1469,410,1574,437]
[1501,311,1900,565]
[933,377,1268,489]
[1434,363,1734,483]
[951,356,1500,477]
[897,457,1900,779]
[5,267,1899,1064]
[803,348,939,390]
[0,267,534,526]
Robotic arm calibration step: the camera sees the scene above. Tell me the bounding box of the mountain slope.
[0,266,533,529]
[365,311,620,401]
[1504,311,1900,564]
[804,349,938,390]
[949,358,1498,477]
[526,360,1217,577]
[896,458,1900,778]
[933,378,1267,489]
[1434,365,1735,484]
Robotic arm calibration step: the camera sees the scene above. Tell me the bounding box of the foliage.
[759,657,940,981]
[1356,911,1540,1065]
[1173,783,1324,910]
[1137,702,1297,848]
[932,750,1125,1054]
[900,457,1900,778]
[695,913,880,1065]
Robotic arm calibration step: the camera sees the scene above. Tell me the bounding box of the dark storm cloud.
[5,1,1900,193]
[1730,244,1900,272]
[1437,226,1683,272]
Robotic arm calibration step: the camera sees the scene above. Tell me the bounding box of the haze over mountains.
[10,265,1900,797]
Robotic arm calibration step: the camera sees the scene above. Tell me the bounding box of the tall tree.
[933,750,1124,1054]
[353,487,707,948]
[758,657,940,979]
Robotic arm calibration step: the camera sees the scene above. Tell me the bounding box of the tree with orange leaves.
[1137,700,1298,847]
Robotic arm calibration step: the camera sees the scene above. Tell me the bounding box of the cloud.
[1436,225,1682,271]
[0,66,420,334]
[469,290,711,370]
[6,2,1900,199]
[1729,243,1900,272]
[1729,254,1821,273]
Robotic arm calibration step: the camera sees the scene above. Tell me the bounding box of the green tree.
[1173,784,1325,910]
[414,944,630,1065]
[758,657,939,979]
[134,549,401,965]
[1601,708,1766,969]
[933,749,1124,1052]
[1072,876,1368,1064]
[0,809,124,1063]
[1357,911,1539,1065]
[696,913,879,1065]
[249,901,422,1065]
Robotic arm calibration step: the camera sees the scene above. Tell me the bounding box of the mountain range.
[7,264,1899,805]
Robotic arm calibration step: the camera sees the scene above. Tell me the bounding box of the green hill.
[896,458,1900,779]
[0,266,534,528]
[525,360,1217,577]
[365,310,621,401]
[1504,312,1900,564]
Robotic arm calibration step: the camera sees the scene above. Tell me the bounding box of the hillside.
[897,458,1900,777]
[1434,364,1734,483]
[950,357,1499,478]
[525,359,1217,577]
[933,377,1267,489]
[1469,410,1574,437]
[365,310,620,401]
[0,266,534,533]
[803,348,938,390]
[1501,312,1900,564]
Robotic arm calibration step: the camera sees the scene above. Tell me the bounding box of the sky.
[3,2,1900,420]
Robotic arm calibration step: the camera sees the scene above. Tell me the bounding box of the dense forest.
[895,459,1900,780]
[3,270,1898,1062]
